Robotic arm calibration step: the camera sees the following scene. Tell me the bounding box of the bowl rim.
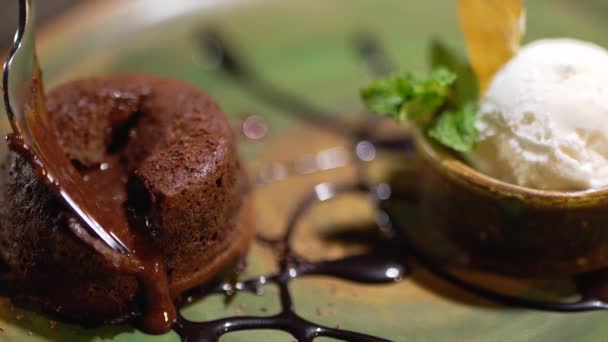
[413,127,608,205]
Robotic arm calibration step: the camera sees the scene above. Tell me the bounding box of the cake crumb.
[15,314,23,321]
[49,320,57,329]
[27,331,32,336]
[239,303,247,309]
[0,326,4,332]
[328,299,336,306]
[260,307,268,313]
[316,307,323,316]
[336,324,341,330]
[235,308,242,315]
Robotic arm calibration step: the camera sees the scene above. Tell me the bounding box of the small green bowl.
[413,128,608,277]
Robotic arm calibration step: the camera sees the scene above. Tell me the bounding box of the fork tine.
[2,0,130,255]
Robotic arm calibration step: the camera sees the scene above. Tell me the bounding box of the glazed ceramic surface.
[2,0,608,341]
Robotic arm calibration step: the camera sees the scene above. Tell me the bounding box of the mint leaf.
[360,67,456,122]
[359,75,413,121]
[430,40,478,105]
[407,68,456,121]
[428,101,478,152]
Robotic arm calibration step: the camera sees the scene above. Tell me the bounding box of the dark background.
[0,0,82,49]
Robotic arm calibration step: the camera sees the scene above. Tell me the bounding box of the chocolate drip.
[7,134,175,334]
[4,70,175,332]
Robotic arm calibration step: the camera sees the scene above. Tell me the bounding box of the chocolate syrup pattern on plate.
[173,181,406,342]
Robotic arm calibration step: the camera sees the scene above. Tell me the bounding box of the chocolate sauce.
[197,29,354,135]
[7,132,175,333]
[5,68,175,334]
[172,182,405,342]
[80,157,176,333]
[351,31,395,78]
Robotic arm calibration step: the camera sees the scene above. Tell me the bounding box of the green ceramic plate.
[2,0,608,341]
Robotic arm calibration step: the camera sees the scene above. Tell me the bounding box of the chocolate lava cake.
[0,75,253,325]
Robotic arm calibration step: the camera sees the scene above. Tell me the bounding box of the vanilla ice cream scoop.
[469,38,608,190]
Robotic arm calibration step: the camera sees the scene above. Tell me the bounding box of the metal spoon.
[2,0,130,254]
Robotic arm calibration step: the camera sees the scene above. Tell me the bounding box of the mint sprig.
[360,67,456,123]
[360,41,479,153]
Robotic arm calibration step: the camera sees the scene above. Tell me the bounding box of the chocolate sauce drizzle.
[197,28,353,136]
[173,182,405,342]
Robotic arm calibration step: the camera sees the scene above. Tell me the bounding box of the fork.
[2,0,130,254]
